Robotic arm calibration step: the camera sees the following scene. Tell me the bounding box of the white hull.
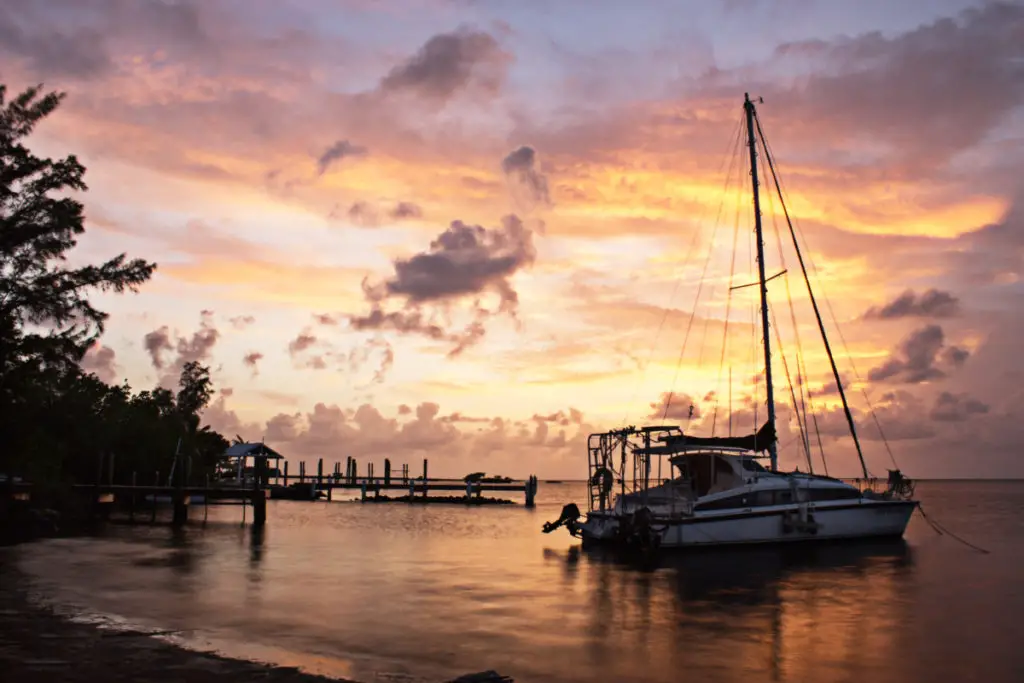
[579,499,916,548]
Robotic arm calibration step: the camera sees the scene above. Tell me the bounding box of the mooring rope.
[916,503,991,554]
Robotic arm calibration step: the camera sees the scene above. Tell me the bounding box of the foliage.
[0,83,229,486]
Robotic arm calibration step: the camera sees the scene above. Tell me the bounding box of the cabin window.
[740,459,767,472]
[807,488,862,502]
[694,494,750,511]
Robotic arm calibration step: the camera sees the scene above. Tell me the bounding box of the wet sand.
[0,573,352,683]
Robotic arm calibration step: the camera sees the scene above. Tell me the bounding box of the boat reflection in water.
[542,538,914,683]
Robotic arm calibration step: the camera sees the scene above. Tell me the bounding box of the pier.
[3,448,539,532]
[272,457,539,507]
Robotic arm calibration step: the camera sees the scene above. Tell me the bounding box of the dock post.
[283,460,289,485]
[300,461,306,484]
[422,459,428,498]
[525,475,537,508]
[172,455,188,527]
[317,458,323,496]
[384,458,391,487]
[360,481,367,501]
[253,456,267,527]
[351,458,357,485]
[130,471,137,522]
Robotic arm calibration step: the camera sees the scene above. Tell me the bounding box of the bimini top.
[635,421,777,456]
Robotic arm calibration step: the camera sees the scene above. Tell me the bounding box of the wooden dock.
[273,457,538,506]
[4,455,539,531]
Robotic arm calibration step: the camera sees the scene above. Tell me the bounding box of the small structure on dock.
[219,442,285,487]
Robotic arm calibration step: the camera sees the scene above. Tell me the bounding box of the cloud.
[930,391,990,422]
[501,146,551,206]
[287,330,318,357]
[347,214,536,354]
[648,392,703,422]
[143,327,174,370]
[391,201,423,220]
[79,343,118,384]
[316,139,368,175]
[201,396,595,478]
[243,351,264,376]
[864,289,960,319]
[867,324,968,384]
[343,337,395,385]
[313,313,339,325]
[142,312,221,384]
[229,315,256,329]
[378,26,511,101]
[769,3,1024,171]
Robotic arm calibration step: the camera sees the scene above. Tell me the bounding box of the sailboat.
[542,94,919,550]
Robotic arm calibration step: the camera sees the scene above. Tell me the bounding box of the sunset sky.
[6,0,1023,479]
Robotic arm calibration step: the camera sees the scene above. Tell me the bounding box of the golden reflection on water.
[9,482,1021,683]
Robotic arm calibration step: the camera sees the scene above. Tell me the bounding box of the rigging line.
[761,149,812,458]
[660,116,745,423]
[810,412,829,477]
[753,111,869,480]
[622,116,744,428]
[770,300,813,473]
[761,131,897,475]
[663,193,726,422]
[711,170,744,437]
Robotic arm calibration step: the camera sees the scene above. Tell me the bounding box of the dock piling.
[283,460,289,485]
[384,458,391,486]
[422,459,428,498]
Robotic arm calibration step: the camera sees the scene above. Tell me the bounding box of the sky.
[4,0,1024,479]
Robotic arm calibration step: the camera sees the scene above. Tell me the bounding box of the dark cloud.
[79,343,118,384]
[313,313,339,325]
[378,27,510,101]
[143,312,221,384]
[243,351,263,376]
[864,289,960,320]
[287,331,318,356]
[771,3,1024,170]
[229,315,256,329]
[0,15,111,79]
[143,327,174,370]
[930,391,990,422]
[391,201,423,220]
[346,201,379,226]
[347,214,535,354]
[867,324,968,384]
[316,139,367,175]
[501,146,551,206]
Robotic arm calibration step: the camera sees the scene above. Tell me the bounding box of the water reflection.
[542,539,915,683]
[12,483,1024,683]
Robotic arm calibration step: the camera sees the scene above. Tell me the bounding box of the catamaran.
[543,94,919,550]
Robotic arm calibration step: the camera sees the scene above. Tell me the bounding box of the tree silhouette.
[0,84,228,486]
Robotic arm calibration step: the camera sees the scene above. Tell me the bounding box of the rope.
[770,301,813,472]
[662,117,744,422]
[917,504,990,554]
[711,176,744,436]
[622,117,744,428]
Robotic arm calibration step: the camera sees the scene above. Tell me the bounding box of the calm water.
[5,481,1024,683]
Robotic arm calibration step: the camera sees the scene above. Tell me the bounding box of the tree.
[0,84,155,394]
[0,83,155,479]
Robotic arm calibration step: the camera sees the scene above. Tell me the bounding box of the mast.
[744,93,779,472]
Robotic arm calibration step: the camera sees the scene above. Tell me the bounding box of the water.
[5,481,1024,683]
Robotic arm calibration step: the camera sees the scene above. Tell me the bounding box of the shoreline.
[0,566,356,683]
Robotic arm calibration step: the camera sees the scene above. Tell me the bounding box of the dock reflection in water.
[8,482,1024,683]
